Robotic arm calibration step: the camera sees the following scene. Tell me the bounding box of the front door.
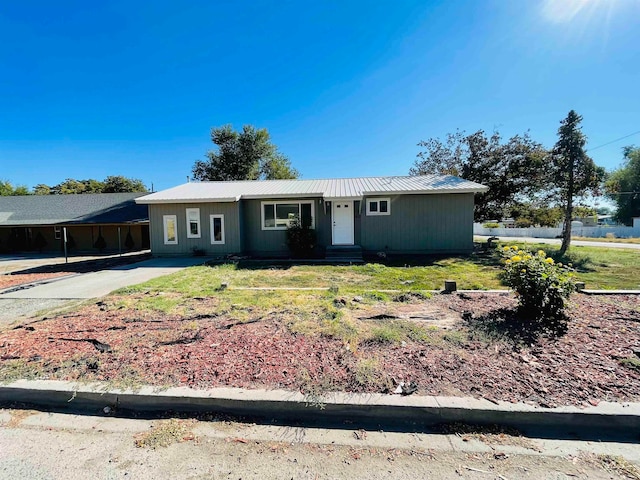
[332,200,354,245]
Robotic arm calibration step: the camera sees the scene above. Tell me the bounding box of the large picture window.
[210,214,225,244]
[186,208,201,238]
[163,215,178,244]
[366,198,391,216]
[261,201,314,230]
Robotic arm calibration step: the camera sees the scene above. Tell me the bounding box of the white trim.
[261,200,315,231]
[163,215,178,245]
[331,200,355,245]
[366,197,391,216]
[210,214,225,244]
[186,208,201,238]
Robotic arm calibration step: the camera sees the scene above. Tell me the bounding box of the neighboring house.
[0,193,150,253]
[136,175,487,258]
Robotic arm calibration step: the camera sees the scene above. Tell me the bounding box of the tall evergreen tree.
[550,111,605,254]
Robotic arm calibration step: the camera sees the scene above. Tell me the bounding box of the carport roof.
[136,175,488,204]
[0,193,149,226]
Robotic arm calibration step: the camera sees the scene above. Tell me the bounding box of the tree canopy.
[410,129,547,221]
[606,146,640,225]
[192,124,299,181]
[4,176,148,195]
[549,110,606,254]
[0,180,29,196]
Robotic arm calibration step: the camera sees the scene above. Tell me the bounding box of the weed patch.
[134,419,198,448]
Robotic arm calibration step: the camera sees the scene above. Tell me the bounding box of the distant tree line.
[0,176,147,196]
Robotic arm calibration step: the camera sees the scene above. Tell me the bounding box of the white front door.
[332,200,354,245]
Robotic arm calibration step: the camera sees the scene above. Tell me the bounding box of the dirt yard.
[1,292,639,408]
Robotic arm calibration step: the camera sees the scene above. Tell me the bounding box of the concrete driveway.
[0,250,150,275]
[0,257,209,324]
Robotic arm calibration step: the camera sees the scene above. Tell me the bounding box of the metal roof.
[0,193,149,226]
[136,175,488,204]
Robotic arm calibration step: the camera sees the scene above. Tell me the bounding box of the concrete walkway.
[476,235,640,250]
[1,257,208,300]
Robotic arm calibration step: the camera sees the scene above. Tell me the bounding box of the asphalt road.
[475,235,640,250]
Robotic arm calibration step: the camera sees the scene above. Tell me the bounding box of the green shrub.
[501,246,576,328]
[286,218,317,258]
[482,222,500,228]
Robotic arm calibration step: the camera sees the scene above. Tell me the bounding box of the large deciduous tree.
[550,110,605,254]
[102,175,147,193]
[410,130,547,221]
[606,146,640,225]
[192,124,299,181]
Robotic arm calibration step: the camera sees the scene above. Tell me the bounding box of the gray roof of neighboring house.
[0,193,149,226]
[136,175,488,204]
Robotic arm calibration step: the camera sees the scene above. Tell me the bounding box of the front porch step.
[325,245,363,261]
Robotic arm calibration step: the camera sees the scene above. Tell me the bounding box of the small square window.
[366,198,391,216]
[54,227,62,240]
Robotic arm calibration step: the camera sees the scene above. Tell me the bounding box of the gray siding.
[359,193,474,253]
[148,203,241,255]
[147,193,474,256]
[242,198,329,256]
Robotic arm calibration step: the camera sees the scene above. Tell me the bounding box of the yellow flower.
[545,258,554,264]
[537,250,546,257]
[511,255,522,262]
[503,246,510,252]
[505,259,512,264]
[521,269,527,273]
[511,246,518,251]
[523,255,532,261]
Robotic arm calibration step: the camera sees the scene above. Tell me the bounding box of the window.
[163,215,178,245]
[261,201,314,230]
[366,198,391,216]
[210,214,225,244]
[186,208,201,238]
[54,226,62,240]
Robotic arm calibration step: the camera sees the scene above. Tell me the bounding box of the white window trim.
[261,200,315,230]
[210,214,225,245]
[163,215,178,245]
[366,198,391,216]
[186,208,201,239]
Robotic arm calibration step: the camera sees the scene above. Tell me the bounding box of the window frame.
[210,214,225,245]
[366,198,391,216]
[54,226,62,240]
[186,208,201,239]
[163,215,178,245]
[261,200,315,230]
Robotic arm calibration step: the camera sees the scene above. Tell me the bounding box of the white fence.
[474,224,640,239]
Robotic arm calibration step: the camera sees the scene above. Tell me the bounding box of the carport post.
[118,227,122,257]
[63,227,68,264]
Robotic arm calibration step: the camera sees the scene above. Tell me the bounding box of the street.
[1,408,638,479]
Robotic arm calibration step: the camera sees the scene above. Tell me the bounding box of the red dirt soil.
[1,293,639,408]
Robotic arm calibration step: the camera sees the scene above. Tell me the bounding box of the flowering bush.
[501,246,576,327]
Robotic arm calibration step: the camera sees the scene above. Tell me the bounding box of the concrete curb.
[1,380,639,432]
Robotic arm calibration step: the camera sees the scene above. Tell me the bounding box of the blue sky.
[1,0,639,193]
